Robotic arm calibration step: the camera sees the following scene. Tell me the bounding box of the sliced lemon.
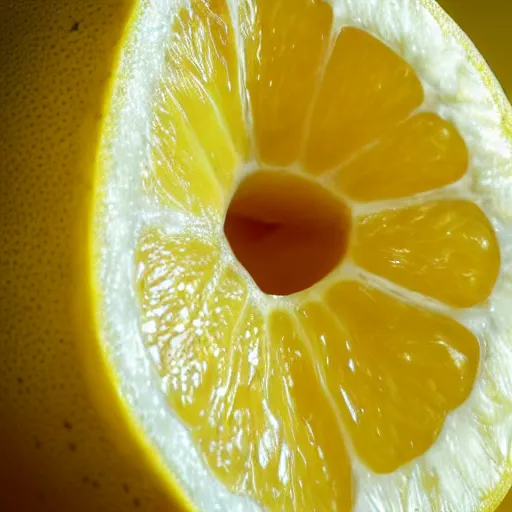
[2,0,512,511]
[94,0,512,510]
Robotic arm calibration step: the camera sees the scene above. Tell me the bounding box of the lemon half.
[2,0,512,511]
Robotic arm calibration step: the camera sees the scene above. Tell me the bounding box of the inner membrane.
[224,171,351,295]
[136,0,502,510]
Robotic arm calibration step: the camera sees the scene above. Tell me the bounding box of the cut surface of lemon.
[93,0,512,510]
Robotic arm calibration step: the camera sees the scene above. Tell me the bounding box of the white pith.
[95,0,512,510]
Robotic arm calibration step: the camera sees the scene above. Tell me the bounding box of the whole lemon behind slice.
[2,0,512,511]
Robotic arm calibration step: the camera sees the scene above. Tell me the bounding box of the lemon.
[2,0,512,511]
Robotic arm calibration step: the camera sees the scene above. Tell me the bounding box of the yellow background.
[438,0,512,99]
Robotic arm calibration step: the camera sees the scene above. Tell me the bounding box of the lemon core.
[224,170,351,296]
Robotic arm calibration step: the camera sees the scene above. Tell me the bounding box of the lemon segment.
[243,0,333,166]
[148,97,225,218]
[333,112,468,201]
[353,200,501,308]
